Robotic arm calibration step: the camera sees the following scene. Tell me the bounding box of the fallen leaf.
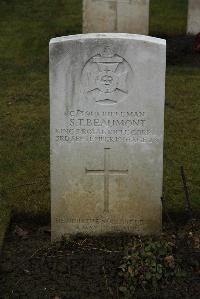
[13,225,28,238]
[164,255,175,269]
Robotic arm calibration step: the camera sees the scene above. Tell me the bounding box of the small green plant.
[118,237,184,296]
[61,235,75,247]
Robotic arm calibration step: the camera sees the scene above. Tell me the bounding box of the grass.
[0,0,199,220]
[0,0,81,215]
[165,66,200,213]
[150,0,188,36]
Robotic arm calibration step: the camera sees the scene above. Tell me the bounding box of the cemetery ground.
[0,0,199,298]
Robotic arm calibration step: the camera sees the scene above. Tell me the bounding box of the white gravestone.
[83,0,150,35]
[50,33,166,240]
[187,0,200,35]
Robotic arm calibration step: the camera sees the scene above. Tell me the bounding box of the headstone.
[187,0,200,35]
[83,0,150,35]
[50,33,166,240]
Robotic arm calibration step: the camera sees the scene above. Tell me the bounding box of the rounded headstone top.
[49,33,166,47]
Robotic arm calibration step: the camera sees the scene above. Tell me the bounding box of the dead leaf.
[13,225,28,238]
[164,255,175,269]
[193,236,200,249]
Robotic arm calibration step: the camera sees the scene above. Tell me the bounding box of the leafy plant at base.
[118,237,185,297]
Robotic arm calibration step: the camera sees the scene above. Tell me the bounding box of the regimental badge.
[81,47,133,105]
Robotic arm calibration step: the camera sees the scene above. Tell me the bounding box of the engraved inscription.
[55,217,144,233]
[85,148,128,212]
[55,110,159,144]
[81,47,133,104]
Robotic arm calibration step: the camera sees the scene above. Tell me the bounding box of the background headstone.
[83,0,150,35]
[187,0,200,35]
[50,33,166,240]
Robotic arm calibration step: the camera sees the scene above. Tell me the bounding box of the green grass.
[0,0,82,215]
[0,0,199,219]
[165,66,200,213]
[150,0,188,36]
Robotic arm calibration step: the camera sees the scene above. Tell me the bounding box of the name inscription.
[55,110,158,144]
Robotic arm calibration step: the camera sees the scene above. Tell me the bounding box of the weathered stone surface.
[187,0,200,35]
[83,0,116,33]
[83,0,149,35]
[50,33,166,240]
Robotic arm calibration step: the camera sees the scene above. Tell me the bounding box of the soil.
[0,216,199,299]
[164,35,200,66]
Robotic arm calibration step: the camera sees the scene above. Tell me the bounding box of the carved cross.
[85,148,128,212]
